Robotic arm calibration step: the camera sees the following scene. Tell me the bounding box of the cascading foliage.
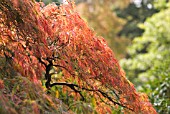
[0,0,157,113]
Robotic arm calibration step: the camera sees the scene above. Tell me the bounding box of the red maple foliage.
[0,0,157,113]
[0,79,4,89]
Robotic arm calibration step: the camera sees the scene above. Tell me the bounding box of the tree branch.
[37,57,47,67]
[50,82,85,101]
[38,58,133,111]
[50,82,134,111]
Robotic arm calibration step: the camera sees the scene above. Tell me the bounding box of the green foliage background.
[115,0,158,39]
[120,2,170,113]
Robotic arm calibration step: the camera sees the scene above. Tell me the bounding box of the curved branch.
[50,82,134,111]
[50,82,85,101]
[38,59,133,111]
[38,57,47,67]
[38,57,133,111]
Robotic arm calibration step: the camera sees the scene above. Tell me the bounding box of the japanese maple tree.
[0,0,157,113]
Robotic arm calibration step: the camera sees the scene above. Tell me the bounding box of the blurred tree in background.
[120,1,170,113]
[115,0,158,39]
[76,0,131,59]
